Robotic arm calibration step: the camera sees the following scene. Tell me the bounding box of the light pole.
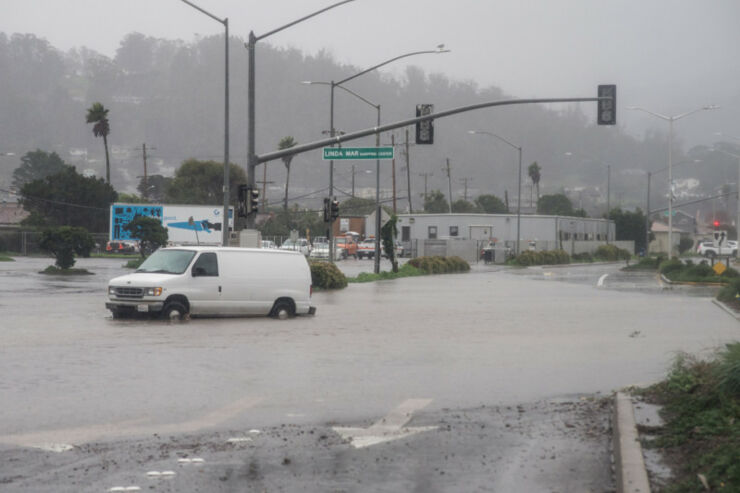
[468,130,522,255]
[644,159,701,254]
[245,1,357,231]
[627,104,719,256]
[180,0,230,246]
[302,81,380,264]
[310,46,449,273]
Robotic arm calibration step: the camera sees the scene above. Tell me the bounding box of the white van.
[106,247,316,320]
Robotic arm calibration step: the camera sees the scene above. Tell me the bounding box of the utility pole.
[257,177,274,210]
[419,172,433,206]
[142,143,149,201]
[444,158,453,213]
[459,177,473,202]
[351,164,355,197]
[391,133,397,213]
[405,128,412,213]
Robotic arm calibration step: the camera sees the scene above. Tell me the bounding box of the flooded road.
[0,256,737,491]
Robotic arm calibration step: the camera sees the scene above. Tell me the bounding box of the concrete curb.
[614,392,651,493]
[711,298,740,321]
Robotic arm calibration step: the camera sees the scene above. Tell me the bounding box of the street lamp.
[245,0,357,230]
[311,46,450,273]
[468,130,522,255]
[564,151,611,241]
[645,159,701,254]
[303,81,380,264]
[179,0,230,246]
[627,104,720,256]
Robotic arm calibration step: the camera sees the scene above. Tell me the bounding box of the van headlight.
[145,287,163,296]
[108,286,116,295]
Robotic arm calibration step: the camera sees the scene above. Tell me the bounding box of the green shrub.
[514,249,569,266]
[659,258,685,276]
[594,244,631,261]
[407,256,470,274]
[716,343,740,397]
[718,278,740,302]
[571,252,593,262]
[309,261,347,289]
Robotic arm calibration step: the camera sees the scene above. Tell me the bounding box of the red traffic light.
[713,220,720,228]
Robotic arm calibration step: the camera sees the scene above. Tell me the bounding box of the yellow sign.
[713,262,727,275]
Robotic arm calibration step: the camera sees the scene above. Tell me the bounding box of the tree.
[39,226,95,269]
[123,216,168,257]
[609,207,648,253]
[451,199,477,213]
[86,102,111,184]
[137,174,171,203]
[424,190,449,213]
[528,162,541,205]
[258,208,324,239]
[381,214,399,273]
[537,193,576,216]
[12,150,67,189]
[117,193,145,204]
[165,159,247,205]
[339,196,376,216]
[475,194,507,213]
[19,166,117,232]
[279,136,297,211]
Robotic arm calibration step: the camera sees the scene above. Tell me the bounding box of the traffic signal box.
[597,85,617,125]
[237,185,259,217]
[415,104,434,144]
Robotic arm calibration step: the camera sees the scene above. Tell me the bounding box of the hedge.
[513,249,570,266]
[309,261,348,290]
[407,256,470,274]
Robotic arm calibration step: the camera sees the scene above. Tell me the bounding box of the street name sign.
[323,147,394,160]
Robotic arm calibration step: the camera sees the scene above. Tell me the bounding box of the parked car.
[106,240,139,254]
[309,239,345,260]
[280,238,311,256]
[106,247,316,319]
[697,240,737,257]
[357,239,376,259]
[261,240,277,249]
[334,236,357,259]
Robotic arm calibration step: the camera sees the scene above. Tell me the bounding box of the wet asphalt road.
[0,256,737,491]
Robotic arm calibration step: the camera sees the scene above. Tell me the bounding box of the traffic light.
[330,197,339,220]
[597,85,616,125]
[237,184,248,217]
[714,220,720,228]
[415,104,434,144]
[323,197,330,223]
[249,188,260,215]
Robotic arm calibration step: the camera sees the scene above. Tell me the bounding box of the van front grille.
[114,287,144,299]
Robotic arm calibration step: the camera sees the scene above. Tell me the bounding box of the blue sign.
[111,204,163,241]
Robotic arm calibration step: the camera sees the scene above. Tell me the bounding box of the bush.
[513,249,569,266]
[718,278,740,302]
[716,343,740,397]
[407,256,470,274]
[594,244,631,261]
[659,258,685,276]
[571,252,593,263]
[39,226,95,269]
[309,261,347,290]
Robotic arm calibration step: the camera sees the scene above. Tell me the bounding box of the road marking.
[0,396,261,450]
[333,398,437,449]
[597,274,608,287]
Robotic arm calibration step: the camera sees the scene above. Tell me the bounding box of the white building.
[366,212,620,261]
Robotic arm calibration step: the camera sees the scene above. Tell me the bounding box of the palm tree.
[528,161,541,207]
[86,102,111,184]
[278,136,297,211]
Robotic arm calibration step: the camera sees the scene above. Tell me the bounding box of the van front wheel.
[162,301,188,321]
[270,300,295,320]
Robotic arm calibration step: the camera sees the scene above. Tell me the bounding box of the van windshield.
[135,249,196,275]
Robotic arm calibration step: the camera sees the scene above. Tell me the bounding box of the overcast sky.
[2,0,739,148]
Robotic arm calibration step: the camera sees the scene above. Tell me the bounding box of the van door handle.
[218,286,222,293]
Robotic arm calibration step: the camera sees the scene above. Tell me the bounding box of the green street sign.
[322,147,394,160]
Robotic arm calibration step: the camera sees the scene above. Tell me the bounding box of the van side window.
[193,252,219,277]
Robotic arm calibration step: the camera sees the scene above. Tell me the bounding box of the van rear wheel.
[162,301,188,321]
[271,300,295,320]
